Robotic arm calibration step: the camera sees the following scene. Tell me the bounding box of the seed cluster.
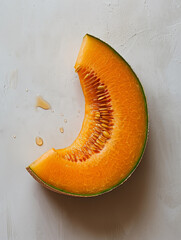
[65,66,114,162]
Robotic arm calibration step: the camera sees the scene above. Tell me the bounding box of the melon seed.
[84,74,90,79]
[97,85,105,90]
[101,123,109,128]
[95,112,100,118]
[96,139,104,145]
[100,119,109,124]
[94,142,102,149]
[103,131,110,139]
[98,96,106,101]
[99,135,106,142]
[75,65,81,72]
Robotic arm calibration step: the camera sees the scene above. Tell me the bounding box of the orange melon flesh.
[27,34,148,196]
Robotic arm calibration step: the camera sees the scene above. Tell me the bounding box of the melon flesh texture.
[27,34,148,196]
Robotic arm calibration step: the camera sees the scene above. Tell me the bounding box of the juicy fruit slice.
[27,34,148,197]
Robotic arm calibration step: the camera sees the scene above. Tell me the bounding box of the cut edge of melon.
[26,130,148,197]
[26,34,149,197]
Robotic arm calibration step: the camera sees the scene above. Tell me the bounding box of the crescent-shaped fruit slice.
[27,34,148,197]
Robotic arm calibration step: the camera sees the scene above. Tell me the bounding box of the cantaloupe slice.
[27,34,148,197]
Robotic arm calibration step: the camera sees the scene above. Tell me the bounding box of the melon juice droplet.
[35,136,43,146]
[36,96,51,110]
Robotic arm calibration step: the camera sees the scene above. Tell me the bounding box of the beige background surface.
[0,0,181,239]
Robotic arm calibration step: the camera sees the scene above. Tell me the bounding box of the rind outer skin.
[26,34,148,197]
[26,166,75,197]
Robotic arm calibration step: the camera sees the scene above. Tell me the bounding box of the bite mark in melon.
[27,34,148,197]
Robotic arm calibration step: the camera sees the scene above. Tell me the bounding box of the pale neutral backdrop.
[0,0,181,239]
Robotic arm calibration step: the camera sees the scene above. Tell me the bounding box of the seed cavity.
[64,67,114,162]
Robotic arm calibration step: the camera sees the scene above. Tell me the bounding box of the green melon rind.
[26,34,148,197]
